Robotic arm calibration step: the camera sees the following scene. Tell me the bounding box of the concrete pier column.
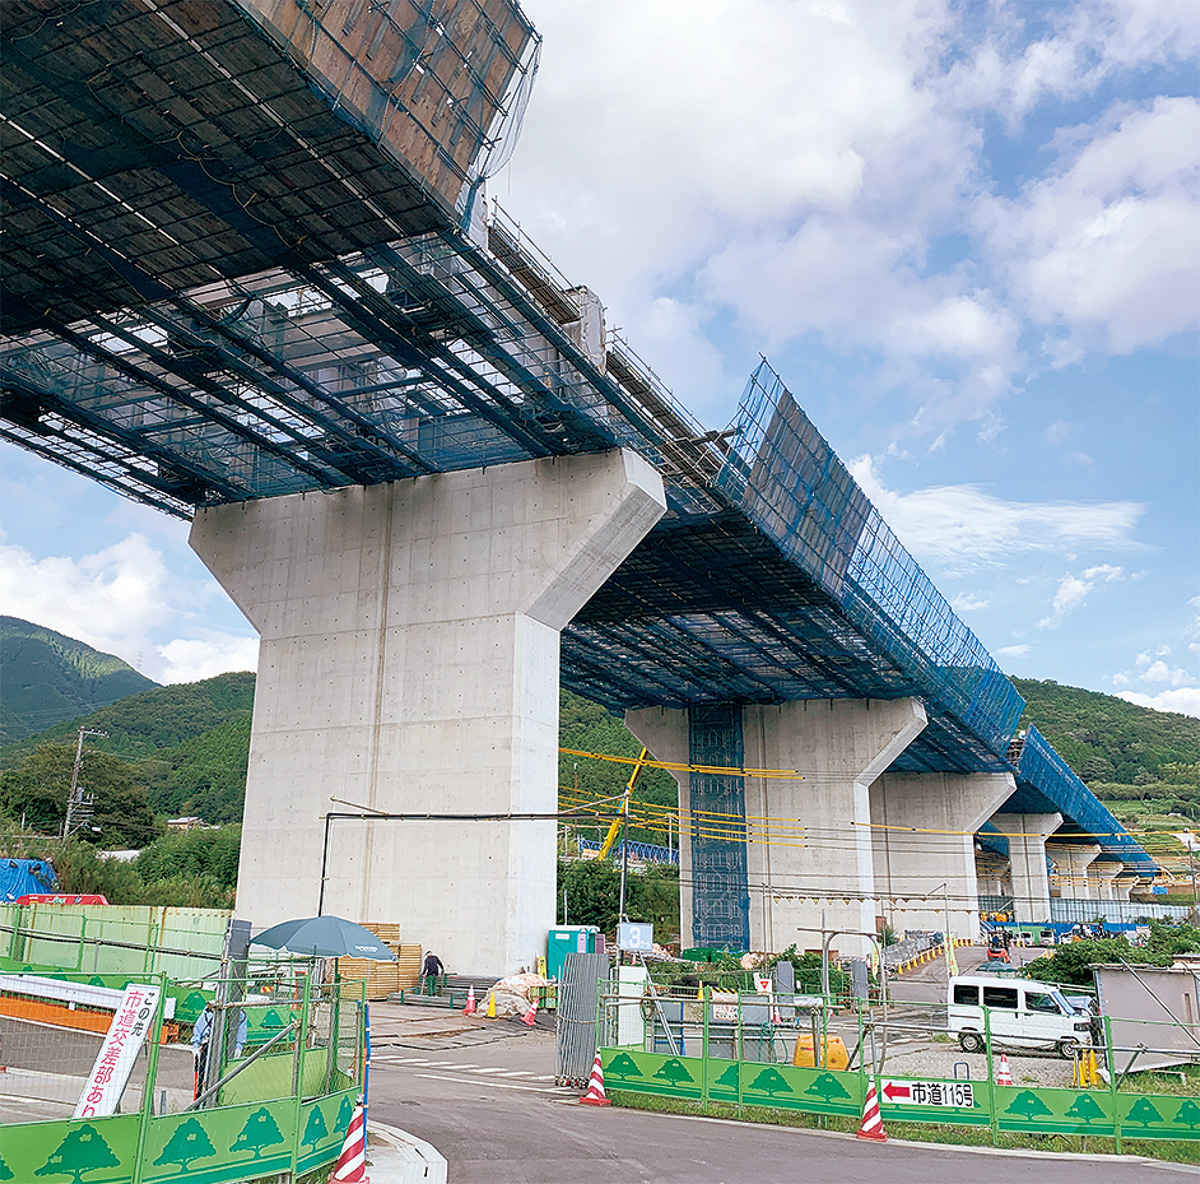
[1088,860,1125,901]
[1048,842,1102,900]
[994,813,1062,924]
[191,450,665,975]
[870,772,1016,940]
[742,699,927,957]
[629,700,928,958]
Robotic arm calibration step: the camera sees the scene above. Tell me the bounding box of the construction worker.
[192,1002,248,1098]
[422,950,444,996]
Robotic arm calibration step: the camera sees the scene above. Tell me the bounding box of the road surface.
[366,1003,1192,1183]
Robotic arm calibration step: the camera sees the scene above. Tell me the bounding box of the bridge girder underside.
[0,1,1155,873]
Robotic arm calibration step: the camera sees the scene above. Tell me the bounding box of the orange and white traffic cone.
[522,997,538,1027]
[332,1100,369,1182]
[463,985,477,1016]
[996,1054,1013,1086]
[579,1052,611,1106]
[855,1082,887,1142]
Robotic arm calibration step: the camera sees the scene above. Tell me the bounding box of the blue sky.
[1,0,1197,715]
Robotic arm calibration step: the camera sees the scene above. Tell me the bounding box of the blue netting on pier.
[688,705,750,951]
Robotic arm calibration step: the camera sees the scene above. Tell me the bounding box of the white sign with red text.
[881,1079,975,1108]
[73,983,160,1118]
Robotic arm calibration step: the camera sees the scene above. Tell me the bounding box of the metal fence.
[0,964,365,1183]
[597,980,1200,1149]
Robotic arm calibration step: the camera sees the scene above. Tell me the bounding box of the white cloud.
[506,1,1198,437]
[0,535,172,662]
[158,637,258,684]
[848,454,1143,574]
[1117,688,1200,719]
[0,535,256,684]
[952,592,990,612]
[983,96,1200,356]
[995,644,1031,658]
[1039,564,1124,628]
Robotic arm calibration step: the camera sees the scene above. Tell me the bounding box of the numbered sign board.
[881,1079,975,1108]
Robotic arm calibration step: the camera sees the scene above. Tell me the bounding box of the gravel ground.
[879,1039,1076,1088]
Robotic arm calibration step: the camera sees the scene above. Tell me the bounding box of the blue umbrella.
[250,915,397,960]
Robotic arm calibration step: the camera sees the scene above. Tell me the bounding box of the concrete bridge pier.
[1047,842,1102,900]
[993,812,1062,924]
[629,698,927,959]
[191,450,665,976]
[1088,859,1127,901]
[870,771,1016,940]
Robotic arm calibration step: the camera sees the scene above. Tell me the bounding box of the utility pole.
[62,727,107,839]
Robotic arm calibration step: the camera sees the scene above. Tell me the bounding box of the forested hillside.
[1013,678,1200,822]
[0,616,158,744]
[4,617,1198,844]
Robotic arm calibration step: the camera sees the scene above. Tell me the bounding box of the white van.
[948,975,1094,1058]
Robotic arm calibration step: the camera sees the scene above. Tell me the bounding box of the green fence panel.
[995,1085,1117,1137]
[296,1089,357,1176]
[2,1112,141,1183]
[735,1061,862,1116]
[601,1050,703,1101]
[1117,1093,1200,1141]
[140,1099,295,1183]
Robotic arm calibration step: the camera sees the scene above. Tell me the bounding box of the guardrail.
[892,938,971,976]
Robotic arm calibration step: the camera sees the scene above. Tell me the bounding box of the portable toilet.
[547,925,599,981]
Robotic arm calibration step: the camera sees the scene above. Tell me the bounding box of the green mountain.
[1012,678,1200,785]
[0,616,158,744]
[0,670,256,771]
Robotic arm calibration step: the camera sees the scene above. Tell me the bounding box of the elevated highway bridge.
[0,0,1154,971]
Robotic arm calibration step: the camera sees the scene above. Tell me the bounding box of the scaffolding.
[0,0,1154,880]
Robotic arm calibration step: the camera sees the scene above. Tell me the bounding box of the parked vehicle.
[948,974,1094,1058]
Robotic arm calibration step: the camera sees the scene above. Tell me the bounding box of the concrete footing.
[191,450,664,975]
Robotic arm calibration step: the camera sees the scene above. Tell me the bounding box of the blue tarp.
[0,857,57,901]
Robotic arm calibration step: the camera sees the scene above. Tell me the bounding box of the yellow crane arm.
[596,747,648,860]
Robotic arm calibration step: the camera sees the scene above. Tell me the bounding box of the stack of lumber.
[334,923,423,997]
[334,958,398,1000]
[395,944,422,991]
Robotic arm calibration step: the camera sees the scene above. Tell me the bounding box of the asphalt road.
[366,1007,1192,1184]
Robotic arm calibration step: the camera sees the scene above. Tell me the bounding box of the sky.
[1,0,1197,717]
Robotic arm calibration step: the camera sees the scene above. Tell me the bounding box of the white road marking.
[412,1072,576,1096]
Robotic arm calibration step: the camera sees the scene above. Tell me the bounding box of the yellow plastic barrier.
[793,1032,849,1070]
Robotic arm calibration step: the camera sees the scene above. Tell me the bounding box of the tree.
[0,1154,13,1181]
[606,1052,642,1081]
[336,1095,355,1134]
[804,1072,850,1101]
[713,1063,740,1092]
[153,1117,217,1170]
[1126,1098,1164,1128]
[34,1124,121,1182]
[230,1107,286,1158]
[652,1058,694,1086]
[0,741,157,847]
[302,1105,329,1151]
[557,858,620,931]
[1065,1094,1106,1125]
[747,1066,792,1097]
[1175,1098,1200,1129]
[1005,1091,1053,1120]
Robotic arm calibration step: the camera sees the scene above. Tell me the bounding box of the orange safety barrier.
[0,994,113,1034]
